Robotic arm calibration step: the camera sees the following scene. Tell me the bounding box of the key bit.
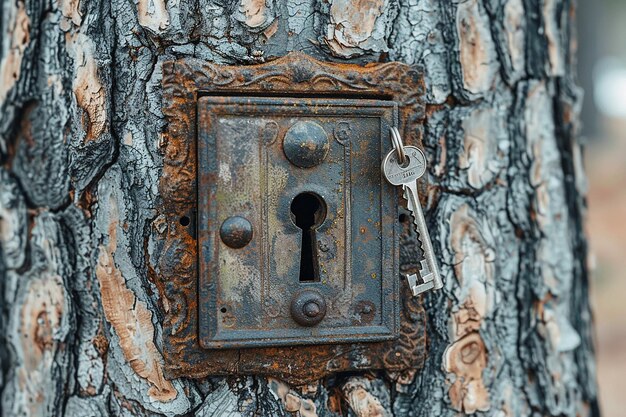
[406,273,435,295]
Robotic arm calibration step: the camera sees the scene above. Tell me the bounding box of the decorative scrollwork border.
[155,52,427,384]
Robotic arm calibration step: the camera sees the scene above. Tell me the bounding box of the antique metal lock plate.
[197,96,398,348]
[156,53,428,384]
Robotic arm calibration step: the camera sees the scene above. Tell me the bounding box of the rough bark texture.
[0,0,598,416]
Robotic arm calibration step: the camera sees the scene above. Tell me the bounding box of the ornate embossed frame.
[156,53,427,384]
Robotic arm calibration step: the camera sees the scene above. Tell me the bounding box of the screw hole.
[399,213,408,223]
[180,216,190,227]
[220,307,227,313]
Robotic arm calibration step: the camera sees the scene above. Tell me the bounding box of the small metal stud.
[290,289,327,326]
[283,120,330,168]
[220,216,253,249]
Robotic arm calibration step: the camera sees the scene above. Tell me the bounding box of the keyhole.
[290,192,327,282]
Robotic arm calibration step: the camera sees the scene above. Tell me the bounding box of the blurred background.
[579,1,626,416]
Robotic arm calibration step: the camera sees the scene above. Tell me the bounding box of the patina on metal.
[156,52,428,385]
[290,289,327,326]
[219,216,253,249]
[283,120,330,168]
[197,95,398,349]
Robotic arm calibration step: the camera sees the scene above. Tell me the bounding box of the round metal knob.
[283,121,329,168]
[290,289,327,326]
[220,216,253,249]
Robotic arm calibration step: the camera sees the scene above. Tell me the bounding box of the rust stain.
[324,0,387,57]
[0,0,30,104]
[68,34,107,142]
[96,200,177,402]
[137,0,170,33]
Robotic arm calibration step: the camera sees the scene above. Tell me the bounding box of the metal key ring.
[389,126,407,165]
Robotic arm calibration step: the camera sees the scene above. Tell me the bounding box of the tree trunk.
[0,0,599,416]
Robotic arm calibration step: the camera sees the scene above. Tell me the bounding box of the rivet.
[290,289,327,326]
[220,216,253,249]
[283,121,329,168]
[318,238,330,252]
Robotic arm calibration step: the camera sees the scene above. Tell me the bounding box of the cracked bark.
[0,0,598,416]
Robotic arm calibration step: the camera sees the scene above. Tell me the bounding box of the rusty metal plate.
[156,53,428,384]
[197,97,398,348]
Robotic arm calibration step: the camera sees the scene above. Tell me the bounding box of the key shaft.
[402,182,443,295]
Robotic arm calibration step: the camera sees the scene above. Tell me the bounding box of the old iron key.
[382,128,443,296]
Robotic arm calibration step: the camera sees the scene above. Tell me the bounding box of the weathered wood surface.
[0,0,598,416]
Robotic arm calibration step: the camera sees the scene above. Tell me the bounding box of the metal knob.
[220,216,253,248]
[283,121,329,168]
[290,289,327,326]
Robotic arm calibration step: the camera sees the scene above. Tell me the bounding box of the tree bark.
[0,0,599,416]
